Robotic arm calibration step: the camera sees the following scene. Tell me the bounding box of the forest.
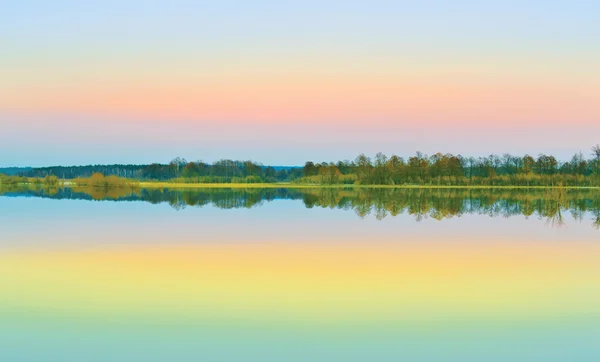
[21,159,301,183]
[3,145,600,187]
[303,145,600,186]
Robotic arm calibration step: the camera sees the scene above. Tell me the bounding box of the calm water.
[1,187,599,361]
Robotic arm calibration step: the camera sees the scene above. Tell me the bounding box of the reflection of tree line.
[0,185,306,209]
[1,185,599,227]
[301,188,600,226]
[138,188,307,210]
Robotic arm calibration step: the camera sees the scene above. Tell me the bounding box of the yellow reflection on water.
[1,241,599,328]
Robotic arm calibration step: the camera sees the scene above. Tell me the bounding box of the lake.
[1,187,599,361]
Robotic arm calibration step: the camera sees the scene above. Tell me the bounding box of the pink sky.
[1,1,599,165]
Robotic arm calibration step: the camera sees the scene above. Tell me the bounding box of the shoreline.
[137,182,600,190]
[4,181,600,190]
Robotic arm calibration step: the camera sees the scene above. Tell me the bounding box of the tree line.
[303,145,600,186]
[5,145,600,186]
[22,158,302,183]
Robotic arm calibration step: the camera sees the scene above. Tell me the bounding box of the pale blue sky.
[1,1,599,166]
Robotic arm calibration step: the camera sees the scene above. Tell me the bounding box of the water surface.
[1,187,599,361]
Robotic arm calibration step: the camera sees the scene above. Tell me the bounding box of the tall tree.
[593,145,600,175]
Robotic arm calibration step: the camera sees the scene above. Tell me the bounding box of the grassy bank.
[3,174,599,190]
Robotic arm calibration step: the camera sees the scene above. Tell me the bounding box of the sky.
[1,0,599,166]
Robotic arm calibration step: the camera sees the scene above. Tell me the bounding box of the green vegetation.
[0,174,27,186]
[300,146,600,186]
[0,173,137,193]
[73,173,140,189]
[0,174,61,188]
[2,186,598,227]
[24,159,301,183]
[0,174,63,196]
[4,144,600,187]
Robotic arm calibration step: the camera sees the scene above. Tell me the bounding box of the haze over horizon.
[2,146,600,170]
[2,1,599,166]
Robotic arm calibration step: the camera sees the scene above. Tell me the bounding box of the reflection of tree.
[591,197,600,230]
[546,208,566,228]
[354,204,371,219]
[593,212,600,230]
[2,185,600,227]
[71,186,137,200]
